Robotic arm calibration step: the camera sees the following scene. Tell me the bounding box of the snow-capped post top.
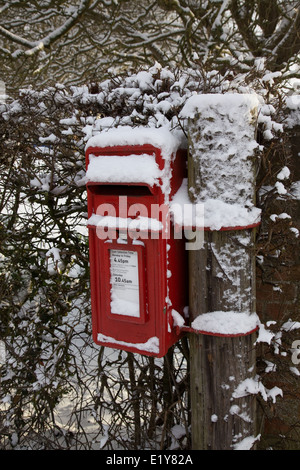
[178,93,261,231]
[180,93,260,120]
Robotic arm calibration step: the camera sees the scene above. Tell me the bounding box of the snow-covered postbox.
[85,127,187,357]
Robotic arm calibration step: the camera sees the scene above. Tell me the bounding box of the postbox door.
[102,241,147,324]
[92,234,166,355]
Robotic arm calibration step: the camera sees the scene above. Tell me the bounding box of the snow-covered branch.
[0,0,93,58]
[1,0,299,89]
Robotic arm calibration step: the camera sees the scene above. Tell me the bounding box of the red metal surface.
[174,221,261,232]
[86,143,188,357]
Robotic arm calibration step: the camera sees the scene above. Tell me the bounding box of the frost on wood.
[171,179,261,231]
[185,95,260,332]
[180,93,261,230]
[189,230,257,333]
[208,232,254,312]
[187,94,260,449]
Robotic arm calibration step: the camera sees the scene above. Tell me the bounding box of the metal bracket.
[175,325,259,338]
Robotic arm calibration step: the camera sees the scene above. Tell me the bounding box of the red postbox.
[85,127,187,357]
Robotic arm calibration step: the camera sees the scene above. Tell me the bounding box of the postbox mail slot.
[87,183,155,197]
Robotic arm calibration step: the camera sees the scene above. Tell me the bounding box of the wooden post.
[189,231,257,450]
[182,94,260,450]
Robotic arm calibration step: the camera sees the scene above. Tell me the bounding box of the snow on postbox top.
[85,126,186,193]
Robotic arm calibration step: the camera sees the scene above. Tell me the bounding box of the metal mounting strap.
[175,325,259,338]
